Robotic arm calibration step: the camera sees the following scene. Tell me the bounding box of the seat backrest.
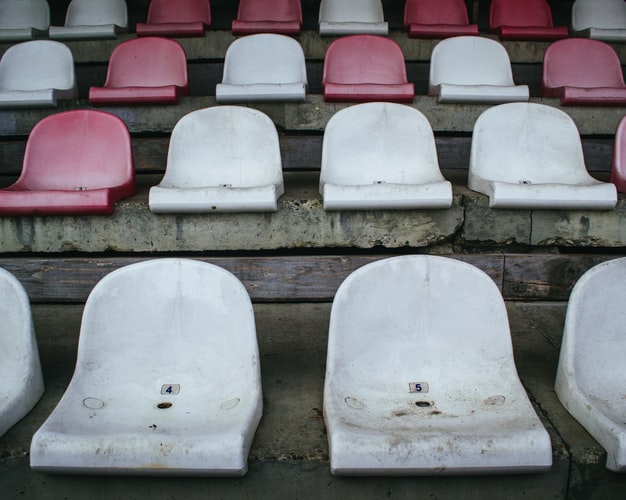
[0,0,49,30]
[404,0,469,26]
[323,35,408,85]
[222,34,306,86]
[237,0,301,23]
[103,37,188,89]
[0,40,74,92]
[161,106,282,189]
[470,102,592,185]
[542,38,626,91]
[490,0,553,28]
[15,110,133,191]
[146,0,210,25]
[319,0,384,24]
[572,0,626,31]
[430,36,515,87]
[321,102,442,186]
[611,115,626,191]
[64,0,127,27]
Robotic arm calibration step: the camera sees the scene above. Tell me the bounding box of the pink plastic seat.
[89,37,188,106]
[611,116,626,193]
[232,0,301,35]
[490,0,568,40]
[542,38,626,106]
[136,0,211,37]
[404,0,478,38]
[323,35,414,103]
[0,110,136,215]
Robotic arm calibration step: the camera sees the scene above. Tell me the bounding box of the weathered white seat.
[216,34,307,103]
[429,36,529,104]
[149,106,284,213]
[49,0,127,39]
[469,103,617,209]
[0,0,49,41]
[320,102,452,210]
[30,259,262,476]
[571,0,626,42]
[555,257,626,472]
[319,0,388,36]
[0,40,77,108]
[324,255,552,475]
[0,267,44,438]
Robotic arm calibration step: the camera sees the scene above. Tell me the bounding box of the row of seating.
[3,0,625,41]
[3,34,626,107]
[0,102,622,215]
[2,256,623,474]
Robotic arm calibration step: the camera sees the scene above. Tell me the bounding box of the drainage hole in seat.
[157,402,173,409]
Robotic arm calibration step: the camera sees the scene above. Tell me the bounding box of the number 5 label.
[409,382,429,393]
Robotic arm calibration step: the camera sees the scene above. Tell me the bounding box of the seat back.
[611,115,626,192]
[404,0,469,26]
[64,0,127,28]
[0,0,49,30]
[103,37,188,90]
[321,102,442,186]
[490,0,553,28]
[572,0,626,31]
[146,0,211,25]
[430,36,515,87]
[161,106,282,189]
[542,38,625,93]
[323,35,408,85]
[221,34,306,86]
[319,0,384,24]
[236,0,301,23]
[14,110,133,191]
[0,40,75,92]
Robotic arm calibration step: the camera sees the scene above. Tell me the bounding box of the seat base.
[407,23,478,39]
[216,83,306,103]
[0,27,47,42]
[231,20,301,35]
[0,189,121,216]
[135,22,207,37]
[560,86,626,106]
[49,24,126,40]
[319,21,388,36]
[323,83,414,103]
[496,25,568,41]
[89,85,180,105]
[571,27,626,42]
[436,83,529,104]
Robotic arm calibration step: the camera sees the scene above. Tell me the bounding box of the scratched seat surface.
[30,259,263,476]
[0,0,49,41]
[49,0,127,40]
[319,0,387,36]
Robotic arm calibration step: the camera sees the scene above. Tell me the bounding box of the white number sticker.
[160,384,180,395]
[409,382,429,394]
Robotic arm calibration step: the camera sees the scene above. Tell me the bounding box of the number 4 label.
[409,382,429,393]
[160,384,180,395]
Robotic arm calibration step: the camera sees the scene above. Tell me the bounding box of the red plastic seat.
[611,116,626,192]
[404,0,478,38]
[232,0,301,35]
[490,0,568,40]
[0,110,136,215]
[323,35,414,103]
[89,37,188,105]
[136,0,211,37]
[542,38,626,106]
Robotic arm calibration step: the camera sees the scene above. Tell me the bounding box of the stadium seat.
[232,0,301,35]
[149,106,284,213]
[555,257,626,472]
[323,35,414,103]
[0,110,136,216]
[489,0,568,41]
[0,40,77,108]
[429,36,529,103]
[542,38,626,106]
[319,102,452,210]
[0,267,44,439]
[49,0,127,40]
[136,0,211,37]
[571,0,626,42]
[216,34,307,103]
[611,116,626,193]
[319,0,388,36]
[89,37,189,106]
[468,102,617,210]
[323,255,552,475]
[404,0,478,38]
[30,259,263,475]
[0,0,49,41]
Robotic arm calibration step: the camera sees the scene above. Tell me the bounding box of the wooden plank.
[0,254,504,303]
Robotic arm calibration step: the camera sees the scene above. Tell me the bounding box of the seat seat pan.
[135,21,206,37]
[49,24,123,39]
[0,188,123,215]
[89,85,180,105]
[437,83,529,103]
[323,82,414,102]
[407,23,478,38]
[559,86,626,106]
[231,20,300,35]
[216,83,306,103]
[319,21,388,36]
[497,25,568,40]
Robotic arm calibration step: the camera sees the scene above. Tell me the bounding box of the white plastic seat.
[319,102,452,210]
[324,255,552,475]
[49,0,128,40]
[555,257,626,472]
[216,34,307,103]
[429,36,529,104]
[0,0,49,41]
[469,103,617,209]
[571,0,626,42]
[0,40,77,108]
[319,0,388,36]
[149,106,284,213]
[0,267,44,438]
[30,259,262,476]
